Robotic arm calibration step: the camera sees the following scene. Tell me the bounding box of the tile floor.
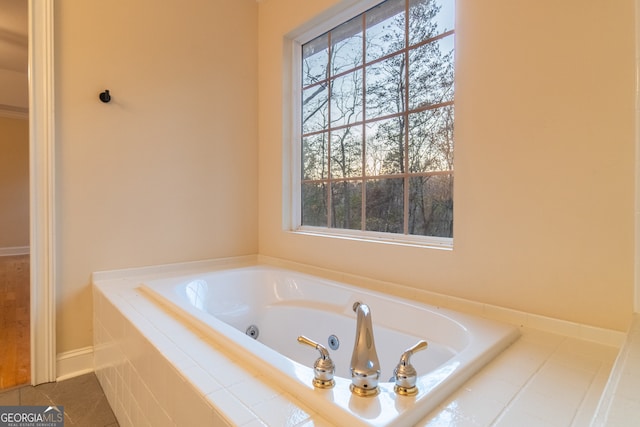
[0,373,118,427]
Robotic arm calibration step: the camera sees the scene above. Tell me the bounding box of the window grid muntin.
[300,0,454,237]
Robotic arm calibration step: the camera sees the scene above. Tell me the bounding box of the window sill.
[291,226,453,250]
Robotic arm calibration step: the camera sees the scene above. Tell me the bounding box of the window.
[296,0,455,243]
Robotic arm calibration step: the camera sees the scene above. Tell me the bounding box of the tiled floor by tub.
[0,373,119,427]
[419,328,618,427]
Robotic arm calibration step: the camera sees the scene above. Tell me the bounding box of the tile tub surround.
[591,313,640,425]
[92,257,624,426]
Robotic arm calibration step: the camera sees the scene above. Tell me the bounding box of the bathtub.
[139,265,520,426]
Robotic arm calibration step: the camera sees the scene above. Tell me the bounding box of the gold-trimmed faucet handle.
[393,339,428,396]
[297,335,335,389]
[405,340,428,356]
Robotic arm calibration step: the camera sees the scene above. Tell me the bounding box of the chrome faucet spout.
[350,302,380,396]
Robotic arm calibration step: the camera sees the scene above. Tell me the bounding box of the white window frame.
[283,0,454,250]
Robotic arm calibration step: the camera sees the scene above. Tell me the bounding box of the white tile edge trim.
[56,346,94,382]
[590,313,640,426]
[0,246,30,256]
[91,254,258,282]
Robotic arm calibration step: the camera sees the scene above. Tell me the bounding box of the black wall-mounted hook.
[99,90,111,103]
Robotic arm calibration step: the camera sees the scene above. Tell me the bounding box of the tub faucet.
[350,302,380,396]
[393,340,428,396]
[297,335,335,389]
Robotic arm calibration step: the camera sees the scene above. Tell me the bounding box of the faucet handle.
[393,340,428,396]
[297,335,335,389]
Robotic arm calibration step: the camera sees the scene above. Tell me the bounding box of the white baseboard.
[56,346,94,381]
[0,246,30,256]
[0,105,28,120]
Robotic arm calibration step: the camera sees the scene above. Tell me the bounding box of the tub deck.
[92,256,622,427]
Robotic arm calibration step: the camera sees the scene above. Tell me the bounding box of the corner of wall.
[635,0,640,314]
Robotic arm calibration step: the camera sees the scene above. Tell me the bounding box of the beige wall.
[55,0,258,353]
[258,0,636,331]
[0,116,29,248]
[0,69,28,110]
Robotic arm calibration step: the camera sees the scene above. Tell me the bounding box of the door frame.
[29,0,56,385]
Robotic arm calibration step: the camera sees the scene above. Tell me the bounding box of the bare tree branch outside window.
[301,0,454,238]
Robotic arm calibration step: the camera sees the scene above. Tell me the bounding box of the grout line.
[569,367,603,427]
[488,335,569,426]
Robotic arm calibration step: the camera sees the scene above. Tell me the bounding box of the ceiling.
[0,0,27,74]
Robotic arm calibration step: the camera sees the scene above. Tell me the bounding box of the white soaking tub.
[139,265,520,426]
